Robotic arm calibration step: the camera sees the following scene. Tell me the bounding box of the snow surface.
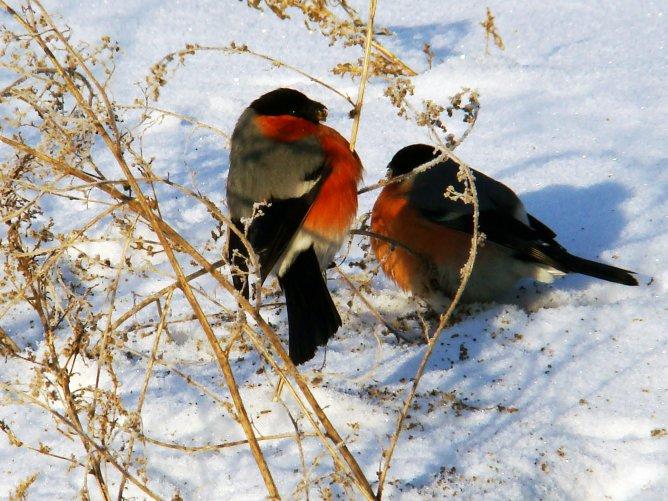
[1,0,667,499]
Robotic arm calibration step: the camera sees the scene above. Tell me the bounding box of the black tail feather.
[559,252,638,286]
[279,247,341,365]
[228,219,250,299]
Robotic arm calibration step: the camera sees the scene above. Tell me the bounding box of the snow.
[1,0,667,499]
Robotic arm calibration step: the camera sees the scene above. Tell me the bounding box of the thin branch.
[349,0,377,151]
[349,228,423,259]
[141,431,316,453]
[370,40,417,76]
[152,43,354,107]
[7,5,279,495]
[118,103,230,145]
[357,150,448,195]
[375,140,480,498]
[117,291,174,500]
[1,121,375,501]
[334,265,409,343]
[2,384,162,500]
[108,259,225,333]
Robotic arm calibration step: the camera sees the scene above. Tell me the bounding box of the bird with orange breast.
[226,88,363,364]
[370,144,637,307]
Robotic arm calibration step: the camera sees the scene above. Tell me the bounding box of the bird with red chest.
[226,88,363,364]
[370,144,638,307]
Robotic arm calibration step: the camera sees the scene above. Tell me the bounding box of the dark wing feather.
[421,205,565,268]
[248,163,330,282]
[411,160,637,285]
[411,159,565,269]
[527,213,557,240]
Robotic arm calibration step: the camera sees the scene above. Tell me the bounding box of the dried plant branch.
[2,105,374,501]
[370,40,417,76]
[349,0,377,151]
[122,346,236,416]
[375,140,480,498]
[0,327,20,355]
[334,264,408,343]
[0,1,486,497]
[481,7,505,54]
[0,202,125,320]
[108,258,226,332]
[8,472,38,501]
[119,103,231,144]
[117,290,174,500]
[357,149,448,195]
[238,323,373,499]
[31,1,119,140]
[141,431,317,453]
[2,384,161,500]
[148,42,354,107]
[1,4,278,495]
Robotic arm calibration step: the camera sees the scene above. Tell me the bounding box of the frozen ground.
[1,0,666,499]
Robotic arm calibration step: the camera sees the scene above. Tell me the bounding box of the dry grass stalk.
[2,6,374,496]
[142,431,318,453]
[119,103,231,145]
[3,383,161,500]
[374,137,481,498]
[117,290,174,500]
[0,326,20,355]
[147,42,354,107]
[0,0,485,497]
[334,264,407,343]
[1,130,373,497]
[8,473,38,501]
[246,0,415,77]
[31,1,278,495]
[481,7,505,54]
[348,0,377,151]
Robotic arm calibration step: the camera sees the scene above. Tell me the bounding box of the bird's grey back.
[227,108,325,219]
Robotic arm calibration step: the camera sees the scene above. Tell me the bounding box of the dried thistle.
[9,473,38,501]
[422,42,435,69]
[481,7,505,54]
[0,419,24,447]
[383,76,415,117]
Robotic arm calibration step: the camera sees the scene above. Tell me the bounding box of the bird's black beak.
[315,105,328,122]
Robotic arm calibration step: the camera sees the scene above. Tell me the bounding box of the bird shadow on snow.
[521,180,630,259]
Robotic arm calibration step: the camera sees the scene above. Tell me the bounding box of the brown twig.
[334,265,408,343]
[117,290,174,500]
[370,40,417,76]
[151,42,355,107]
[1,128,375,501]
[141,431,317,453]
[349,0,377,151]
[8,4,278,495]
[119,103,230,145]
[3,384,161,500]
[357,149,448,195]
[375,139,480,498]
[1,5,375,495]
[108,259,225,332]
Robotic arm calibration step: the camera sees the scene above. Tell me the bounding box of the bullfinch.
[370,144,638,306]
[226,88,363,364]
